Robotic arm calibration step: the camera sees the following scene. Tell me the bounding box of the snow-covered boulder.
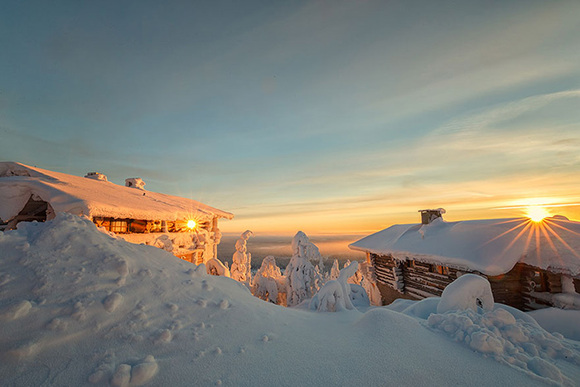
[437,274,494,314]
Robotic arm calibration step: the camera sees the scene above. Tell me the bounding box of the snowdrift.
[0,215,578,386]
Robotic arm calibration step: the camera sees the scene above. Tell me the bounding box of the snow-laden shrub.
[153,235,173,252]
[309,261,361,312]
[206,258,231,277]
[437,274,494,314]
[231,230,253,282]
[252,256,285,304]
[286,231,323,306]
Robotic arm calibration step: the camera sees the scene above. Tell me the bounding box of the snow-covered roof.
[349,216,580,277]
[0,162,233,222]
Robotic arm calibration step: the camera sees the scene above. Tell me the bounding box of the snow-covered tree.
[343,260,363,285]
[231,230,253,282]
[360,262,382,306]
[329,259,340,280]
[309,261,360,312]
[285,231,323,306]
[252,256,285,304]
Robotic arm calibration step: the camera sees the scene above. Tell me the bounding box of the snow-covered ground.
[1,214,579,386]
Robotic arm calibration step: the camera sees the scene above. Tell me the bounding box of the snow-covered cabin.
[0,162,233,264]
[349,210,580,311]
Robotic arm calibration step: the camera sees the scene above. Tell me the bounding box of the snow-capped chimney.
[419,208,445,224]
[125,178,146,190]
[84,172,108,182]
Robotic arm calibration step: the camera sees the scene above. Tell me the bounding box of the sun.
[526,206,551,222]
[187,219,197,229]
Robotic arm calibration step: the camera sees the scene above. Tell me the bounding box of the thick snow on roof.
[0,162,233,222]
[350,216,580,276]
[0,214,569,385]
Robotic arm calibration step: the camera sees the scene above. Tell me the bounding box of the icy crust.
[350,217,580,276]
[386,296,580,386]
[0,161,233,222]
[0,214,575,386]
[427,308,580,386]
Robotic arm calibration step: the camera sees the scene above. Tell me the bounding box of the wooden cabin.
[349,209,580,311]
[0,162,233,265]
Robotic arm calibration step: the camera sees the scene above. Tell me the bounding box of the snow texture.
[528,308,580,342]
[350,215,580,276]
[0,214,578,386]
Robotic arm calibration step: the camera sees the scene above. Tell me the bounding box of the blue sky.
[2,0,579,233]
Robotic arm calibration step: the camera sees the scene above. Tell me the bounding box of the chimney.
[125,178,146,190]
[84,172,108,182]
[419,208,445,224]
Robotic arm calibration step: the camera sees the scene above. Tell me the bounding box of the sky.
[1,0,579,235]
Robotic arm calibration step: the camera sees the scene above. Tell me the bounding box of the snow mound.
[437,274,494,313]
[428,308,580,385]
[386,289,580,385]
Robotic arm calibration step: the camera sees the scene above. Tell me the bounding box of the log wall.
[401,261,457,300]
[370,254,579,311]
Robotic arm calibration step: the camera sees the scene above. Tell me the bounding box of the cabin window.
[531,271,548,292]
[427,265,449,275]
[130,219,148,233]
[436,265,449,275]
[406,260,415,269]
[110,220,128,233]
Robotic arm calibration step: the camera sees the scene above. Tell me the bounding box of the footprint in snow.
[103,293,123,313]
[100,355,158,387]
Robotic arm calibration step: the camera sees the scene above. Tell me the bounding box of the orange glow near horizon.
[218,195,580,235]
[526,206,552,222]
